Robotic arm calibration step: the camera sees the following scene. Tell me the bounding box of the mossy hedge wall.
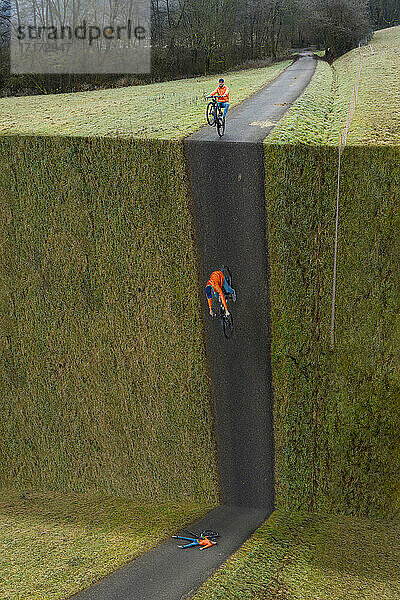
[0,136,219,503]
[2,136,398,516]
[265,144,400,517]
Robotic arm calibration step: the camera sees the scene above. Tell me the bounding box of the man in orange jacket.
[206,270,236,317]
[209,78,230,121]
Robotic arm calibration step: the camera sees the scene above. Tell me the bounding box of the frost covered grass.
[267,26,400,145]
[265,60,334,144]
[327,26,400,145]
[0,61,290,139]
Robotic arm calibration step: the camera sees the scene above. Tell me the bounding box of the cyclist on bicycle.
[206,270,236,318]
[208,78,230,121]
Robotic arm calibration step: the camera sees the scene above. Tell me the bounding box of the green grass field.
[327,27,400,145]
[266,59,334,144]
[267,26,400,145]
[193,510,400,600]
[263,28,400,517]
[0,61,290,139]
[0,488,215,600]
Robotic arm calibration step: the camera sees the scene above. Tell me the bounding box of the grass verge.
[193,509,400,600]
[265,60,335,144]
[0,61,290,139]
[267,26,400,145]
[327,26,400,145]
[0,488,215,600]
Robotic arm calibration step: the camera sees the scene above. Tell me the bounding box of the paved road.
[71,506,267,600]
[184,141,275,509]
[184,53,316,508]
[72,53,316,600]
[191,52,316,143]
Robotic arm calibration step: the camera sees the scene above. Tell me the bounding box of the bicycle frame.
[206,96,225,125]
[214,294,233,338]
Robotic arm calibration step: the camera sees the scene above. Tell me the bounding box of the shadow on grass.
[0,488,216,530]
[307,514,400,581]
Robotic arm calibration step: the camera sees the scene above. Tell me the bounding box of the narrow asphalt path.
[185,141,275,510]
[184,53,316,509]
[72,53,316,600]
[71,506,266,600]
[191,52,316,143]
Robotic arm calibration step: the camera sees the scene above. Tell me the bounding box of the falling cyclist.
[206,269,236,318]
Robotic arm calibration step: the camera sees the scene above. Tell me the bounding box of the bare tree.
[0,0,11,46]
[307,0,371,59]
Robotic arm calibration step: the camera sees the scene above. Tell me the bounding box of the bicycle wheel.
[217,116,225,137]
[200,529,220,540]
[223,312,234,339]
[207,103,216,126]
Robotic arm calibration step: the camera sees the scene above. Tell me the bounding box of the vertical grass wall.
[2,135,398,515]
[265,144,400,517]
[0,137,219,503]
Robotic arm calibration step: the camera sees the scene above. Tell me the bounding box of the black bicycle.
[212,265,234,339]
[206,96,226,137]
[177,529,220,541]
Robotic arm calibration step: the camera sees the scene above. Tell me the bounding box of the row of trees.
[0,0,397,96]
[0,0,9,47]
[368,0,400,28]
[151,0,376,76]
